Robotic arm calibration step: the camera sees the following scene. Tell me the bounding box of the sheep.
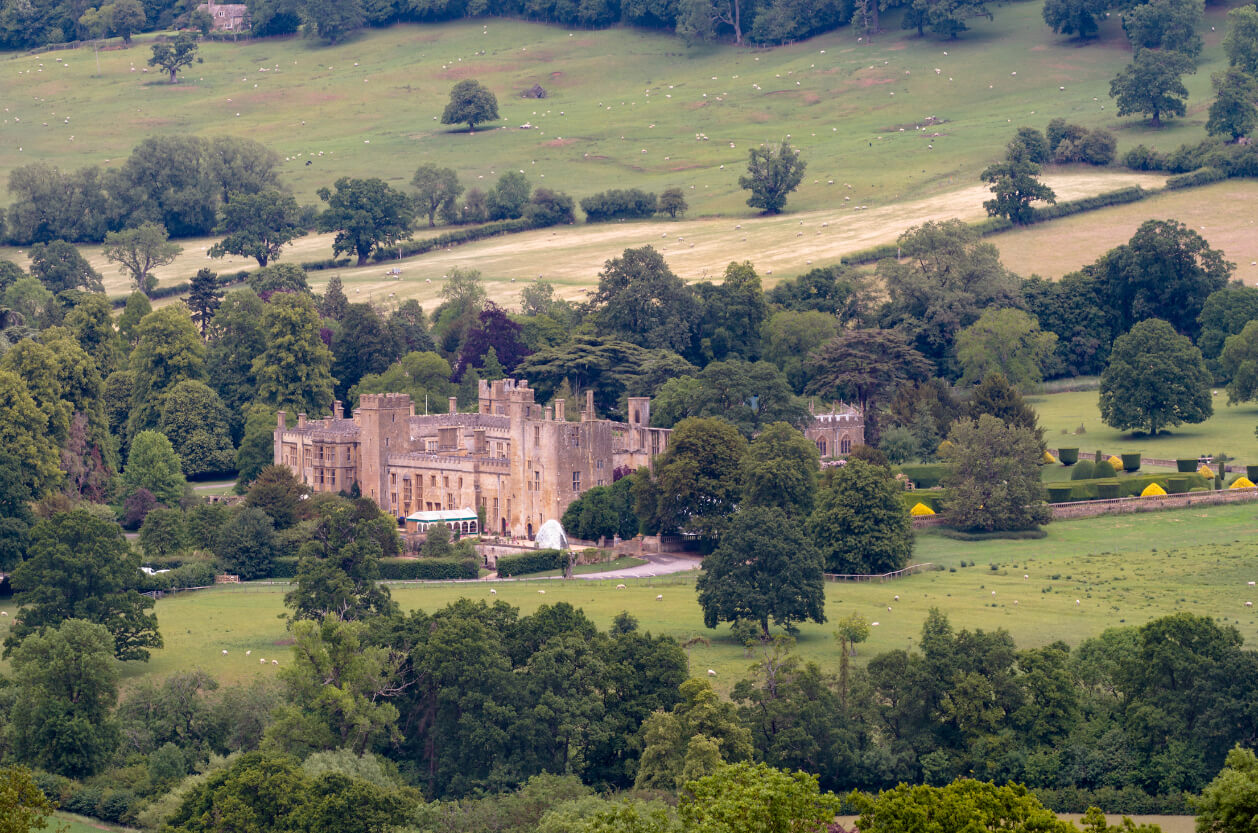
[656,594,663,601]
[222,649,228,655]
[538,589,546,595]
[260,658,266,663]
[1247,601,1254,607]
[246,650,252,656]
[707,669,716,676]
[490,589,497,594]
[871,621,880,626]
[1076,600,1081,605]
[0,611,7,616]
[617,584,627,589]
[273,660,279,665]
[893,595,899,601]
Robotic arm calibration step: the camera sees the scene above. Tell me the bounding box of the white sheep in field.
[246,650,251,655]
[656,594,663,601]
[617,584,627,589]
[222,650,228,655]
[1247,602,1253,607]
[707,669,716,676]
[538,589,546,595]
[272,660,279,665]
[490,589,497,594]
[893,595,899,601]
[260,658,266,663]
[0,611,7,616]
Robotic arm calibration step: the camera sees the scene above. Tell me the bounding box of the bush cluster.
[1046,119,1117,165]
[1123,138,1258,178]
[378,557,478,580]
[495,548,565,577]
[580,189,659,222]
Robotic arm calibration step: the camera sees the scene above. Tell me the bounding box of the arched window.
[634,409,640,423]
[840,435,852,455]
[817,438,828,457]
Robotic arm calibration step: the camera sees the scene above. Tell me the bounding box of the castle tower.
[355,393,412,510]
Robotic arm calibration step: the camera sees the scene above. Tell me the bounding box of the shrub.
[1057,448,1079,465]
[1070,460,1096,480]
[270,556,300,578]
[1077,129,1117,165]
[1093,460,1117,478]
[379,557,478,580]
[1166,475,1190,494]
[1046,485,1074,503]
[1096,480,1121,500]
[580,189,658,222]
[1122,144,1163,171]
[1166,167,1226,189]
[896,464,948,488]
[1176,458,1200,473]
[495,548,565,577]
[1122,453,1142,472]
[1247,465,1258,481]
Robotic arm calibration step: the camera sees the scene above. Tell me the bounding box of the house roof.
[405,508,478,523]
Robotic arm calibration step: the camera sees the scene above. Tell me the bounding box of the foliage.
[122,429,187,507]
[210,189,307,267]
[412,164,464,227]
[148,32,200,83]
[7,619,120,778]
[442,79,500,131]
[1219,321,1258,405]
[1109,49,1196,127]
[128,304,207,437]
[956,308,1057,390]
[1207,69,1258,142]
[562,476,640,541]
[496,549,567,577]
[27,240,104,294]
[488,171,532,221]
[317,177,416,266]
[738,140,806,214]
[943,414,1051,532]
[851,779,1075,833]
[246,465,311,530]
[809,459,913,574]
[807,328,933,440]
[1199,286,1258,380]
[980,149,1056,225]
[658,187,688,218]
[214,506,278,580]
[0,765,57,833]
[740,421,819,517]
[0,368,61,497]
[680,762,842,833]
[1100,318,1213,436]
[635,678,753,790]
[652,360,807,437]
[254,292,336,417]
[592,246,699,354]
[1225,6,1258,76]
[637,416,747,538]
[1042,0,1108,38]
[697,505,826,636]
[8,508,163,660]
[102,222,181,295]
[580,189,658,222]
[1194,745,1258,833]
[158,380,236,478]
[378,557,478,579]
[1122,0,1201,58]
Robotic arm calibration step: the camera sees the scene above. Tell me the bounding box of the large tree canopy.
[1099,318,1213,436]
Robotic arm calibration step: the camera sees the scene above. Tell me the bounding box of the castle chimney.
[277,410,286,430]
[448,396,458,414]
[554,398,565,421]
[333,401,343,419]
[585,389,594,415]
[297,412,307,429]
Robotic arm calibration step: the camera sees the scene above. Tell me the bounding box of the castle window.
[534,426,541,444]
[572,471,581,492]
[534,471,541,491]
[841,436,852,455]
[817,438,828,457]
[572,431,580,449]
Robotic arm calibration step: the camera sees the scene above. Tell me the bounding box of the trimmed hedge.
[1166,167,1226,190]
[496,548,565,577]
[899,491,946,512]
[1176,458,1200,473]
[935,528,1048,541]
[1248,465,1258,482]
[580,188,658,222]
[1070,460,1095,480]
[897,464,948,489]
[369,218,532,263]
[1046,484,1074,503]
[1029,186,1148,222]
[379,557,478,580]
[1051,472,1209,500]
[1057,448,1079,465]
[1121,453,1141,473]
[1096,480,1121,500]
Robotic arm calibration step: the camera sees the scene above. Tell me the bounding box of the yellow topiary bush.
[1108,455,1122,470]
[1230,476,1255,489]
[1199,465,1215,479]
[1042,451,1058,464]
[910,503,936,516]
[1141,482,1167,497]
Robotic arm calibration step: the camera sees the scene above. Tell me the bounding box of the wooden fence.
[824,563,937,582]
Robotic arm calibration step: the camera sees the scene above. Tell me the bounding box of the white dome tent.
[535,519,569,550]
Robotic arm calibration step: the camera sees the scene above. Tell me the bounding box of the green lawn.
[53,813,135,833]
[1031,389,1258,464]
[508,556,651,577]
[6,500,1256,693]
[0,2,1242,304]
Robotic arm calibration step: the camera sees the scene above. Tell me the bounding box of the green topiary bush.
[495,549,566,577]
[1070,460,1096,480]
[1058,448,1079,465]
[1176,459,1199,473]
[1046,485,1074,503]
[1166,475,1190,494]
[1247,465,1258,482]
[1096,480,1121,500]
[379,557,478,580]
[1093,460,1117,478]
[1122,453,1142,472]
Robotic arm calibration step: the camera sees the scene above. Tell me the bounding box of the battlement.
[478,378,537,415]
[358,392,413,411]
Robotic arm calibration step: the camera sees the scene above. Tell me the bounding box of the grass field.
[0,1,1243,304]
[993,180,1258,285]
[53,813,134,833]
[6,500,1258,693]
[1031,389,1258,463]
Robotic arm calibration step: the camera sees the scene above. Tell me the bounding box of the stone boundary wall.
[1048,486,1258,519]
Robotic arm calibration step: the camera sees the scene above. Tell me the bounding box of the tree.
[158,380,236,478]
[442,79,500,132]
[122,429,187,506]
[1123,0,1202,57]
[317,178,415,266]
[697,506,826,637]
[1199,286,1258,379]
[214,507,278,580]
[487,171,532,221]
[118,290,151,347]
[980,150,1056,225]
[254,292,336,417]
[638,417,747,538]
[592,247,699,354]
[676,0,748,44]
[943,414,1051,532]
[651,360,808,437]
[1207,69,1258,142]
[128,304,207,437]
[286,508,397,622]
[851,779,1075,833]
[412,164,463,227]
[27,240,104,294]
[966,372,1044,448]
[1100,318,1213,435]
[210,189,307,267]
[1042,0,1109,38]
[187,268,221,337]
[321,276,350,322]
[102,222,181,295]
[524,187,576,227]
[298,0,366,42]
[0,765,57,833]
[7,620,120,778]
[808,458,912,574]
[1221,322,1258,406]
[8,509,162,660]
[955,308,1058,390]
[108,0,146,44]
[658,187,688,218]
[148,32,201,83]
[334,303,402,400]
[680,762,841,833]
[636,679,754,790]
[208,136,284,206]
[236,404,278,488]
[1195,746,1258,833]
[807,329,933,440]
[740,422,819,517]
[1091,219,1233,340]
[738,140,806,214]
[454,303,531,381]
[1110,49,1196,127]
[1225,6,1258,76]
[246,465,310,530]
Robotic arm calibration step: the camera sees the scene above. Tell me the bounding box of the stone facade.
[196,1,249,30]
[803,402,864,459]
[273,379,671,539]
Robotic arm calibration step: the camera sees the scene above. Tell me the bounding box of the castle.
[273,379,671,539]
[273,378,865,540]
